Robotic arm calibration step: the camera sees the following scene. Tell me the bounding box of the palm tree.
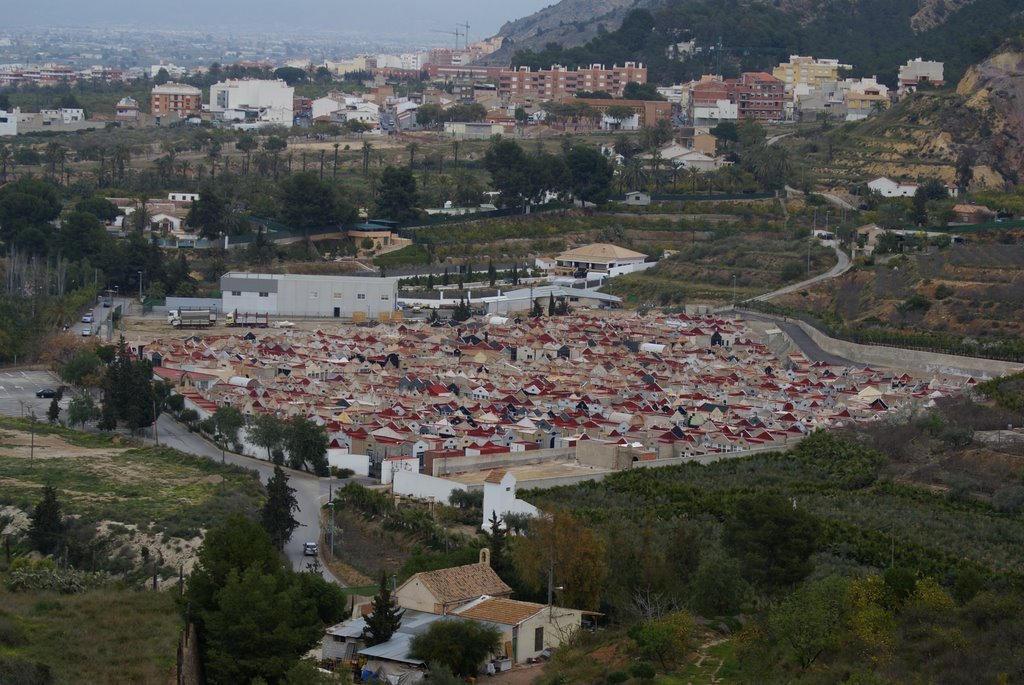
[0,144,11,183]
[407,142,419,169]
[177,159,192,183]
[44,142,66,182]
[622,157,647,192]
[113,144,132,183]
[361,141,372,177]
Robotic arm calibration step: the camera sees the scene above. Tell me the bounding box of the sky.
[6,0,557,38]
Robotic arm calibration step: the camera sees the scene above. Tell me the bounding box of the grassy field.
[0,585,179,685]
[0,419,264,539]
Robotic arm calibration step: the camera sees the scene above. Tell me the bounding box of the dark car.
[36,388,57,398]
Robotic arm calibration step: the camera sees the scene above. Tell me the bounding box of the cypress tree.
[29,484,66,555]
[363,570,404,646]
[260,466,300,552]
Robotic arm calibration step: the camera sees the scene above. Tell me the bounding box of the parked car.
[35,388,57,398]
[81,326,92,337]
[81,313,93,323]
[303,542,318,556]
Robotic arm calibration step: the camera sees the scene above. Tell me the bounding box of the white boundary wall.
[393,471,467,504]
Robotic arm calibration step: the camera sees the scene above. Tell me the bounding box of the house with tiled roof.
[395,549,512,615]
[453,596,584,664]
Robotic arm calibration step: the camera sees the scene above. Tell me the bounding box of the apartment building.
[498,63,646,99]
[687,72,784,123]
[772,55,852,92]
[150,82,202,118]
[898,58,945,93]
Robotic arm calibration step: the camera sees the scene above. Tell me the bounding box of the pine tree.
[260,466,300,552]
[487,511,514,583]
[29,484,66,555]
[363,570,404,646]
[47,397,60,423]
[427,273,435,289]
[442,268,450,286]
[548,293,555,316]
[511,264,519,285]
[488,259,497,287]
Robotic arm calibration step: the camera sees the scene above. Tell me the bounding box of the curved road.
[750,243,852,302]
[152,415,340,581]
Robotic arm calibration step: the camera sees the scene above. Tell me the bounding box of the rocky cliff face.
[485,0,646,62]
[953,48,1024,186]
[910,0,980,31]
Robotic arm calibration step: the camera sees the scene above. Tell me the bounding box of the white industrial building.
[209,79,294,127]
[0,108,18,136]
[220,272,399,319]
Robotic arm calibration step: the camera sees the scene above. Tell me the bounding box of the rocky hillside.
[804,43,1024,190]
[494,0,641,54]
[955,47,1024,186]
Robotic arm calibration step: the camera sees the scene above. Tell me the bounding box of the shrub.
[629,663,656,681]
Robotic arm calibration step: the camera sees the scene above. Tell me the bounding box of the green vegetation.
[0,584,180,685]
[0,436,263,539]
[512,1,1022,85]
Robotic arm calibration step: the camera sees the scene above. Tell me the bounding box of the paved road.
[152,415,341,581]
[745,312,858,366]
[750,243,852,302]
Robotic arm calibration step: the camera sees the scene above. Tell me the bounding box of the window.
[231,290,241,296]
[333,292,343,299]
[381,293,390,300]
[310,291,318,299]
[357,293,366,300]
[534,627,544,651]
[258,292,269,298]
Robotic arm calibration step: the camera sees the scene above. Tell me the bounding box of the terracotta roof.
[556,243,647,262]
[414,562,512,606]
[483,469,507,484]
[455,597,546,625]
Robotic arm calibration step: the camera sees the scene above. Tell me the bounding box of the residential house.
[453,597,583,664]
[394,549,512,614]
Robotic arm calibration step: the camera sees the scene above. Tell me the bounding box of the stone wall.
[794,321,1024,379]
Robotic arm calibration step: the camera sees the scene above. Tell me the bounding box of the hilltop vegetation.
[503,0,1024,85]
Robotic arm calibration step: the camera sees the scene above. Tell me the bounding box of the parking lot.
[0,370,66,418]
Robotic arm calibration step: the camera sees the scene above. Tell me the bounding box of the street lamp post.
[328,500,335,559]
[731,274,737,307]
[138,271,143,303]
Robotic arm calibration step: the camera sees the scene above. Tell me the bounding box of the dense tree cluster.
[483,138,611,208]
[185,515,345,684]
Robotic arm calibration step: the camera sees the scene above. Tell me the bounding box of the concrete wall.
[381,456,419,485]
[328,451,370,476]
[794,320,1024,379]
[577,442,638,469]
[393,470,468,504]
[432,447,576,477]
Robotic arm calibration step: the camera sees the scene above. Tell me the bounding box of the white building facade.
[0,108,18,136]
[209,79,294,126]
[220,272,398,319]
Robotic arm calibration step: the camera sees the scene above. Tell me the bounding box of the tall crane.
[431,28,463,50]
[459,21,470,47]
